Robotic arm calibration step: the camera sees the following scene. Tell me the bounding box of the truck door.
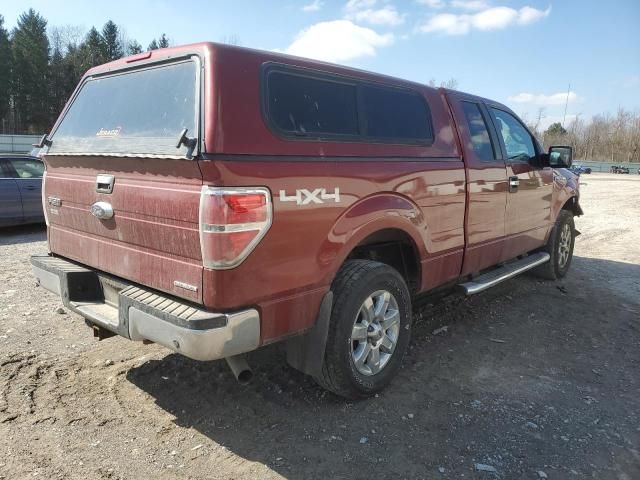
[446,92,508,275]
[487,107,553,259]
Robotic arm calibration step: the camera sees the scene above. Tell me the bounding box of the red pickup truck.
[31,42,581,399]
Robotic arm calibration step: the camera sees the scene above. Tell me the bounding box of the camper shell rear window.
[263,64,433,145]
[48,58,199,157]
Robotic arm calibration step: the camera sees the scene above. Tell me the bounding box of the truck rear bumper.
[30,254,260,361]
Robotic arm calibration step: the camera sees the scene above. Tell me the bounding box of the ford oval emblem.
[90,201,114,220]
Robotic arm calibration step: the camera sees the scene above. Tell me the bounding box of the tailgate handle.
[96,174,115,194]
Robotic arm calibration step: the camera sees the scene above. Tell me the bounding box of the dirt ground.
[1,173,639,480]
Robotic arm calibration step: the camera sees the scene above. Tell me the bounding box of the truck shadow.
[125,256,640,478]
[0,223,46,245]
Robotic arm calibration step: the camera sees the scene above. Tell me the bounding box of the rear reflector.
[199,187,272,269]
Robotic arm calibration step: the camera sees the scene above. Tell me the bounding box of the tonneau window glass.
[49,60,198,157]
[362,85,432,142]
[264,66,433,145]
[267,71,359,136]
[461,102,495,161]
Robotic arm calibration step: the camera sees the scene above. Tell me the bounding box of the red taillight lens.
[202,193,268,225]
[199,187,272,269]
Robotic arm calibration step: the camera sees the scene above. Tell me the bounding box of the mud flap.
[285,291,333,377]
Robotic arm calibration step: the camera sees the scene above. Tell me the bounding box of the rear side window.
[362,85,432,142]
[49,59,198,157]
[461,102,495,162]
[264,66,433,145]
[267,71,359,136]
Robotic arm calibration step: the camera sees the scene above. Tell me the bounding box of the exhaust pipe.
[225,355,253,384]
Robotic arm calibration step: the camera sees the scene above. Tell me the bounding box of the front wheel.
[314,260,412,399]
[534,209,576,280]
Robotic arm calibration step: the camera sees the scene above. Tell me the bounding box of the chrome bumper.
[30,254,260,361]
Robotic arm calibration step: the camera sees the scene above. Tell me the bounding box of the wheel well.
[562,196,583,216]
[346,229,421,293]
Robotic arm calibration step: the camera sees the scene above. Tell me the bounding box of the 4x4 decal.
[279,188,341,205]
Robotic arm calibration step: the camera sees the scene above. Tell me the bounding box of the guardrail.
[575,160,640,173]
[0,134,42,154]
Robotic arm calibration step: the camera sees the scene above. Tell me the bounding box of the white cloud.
[419,5,551,35]
[345,0,405,26]
[508,91,579,106]
[517,5,550,24]
[450,0,490,11]
[284,20,394,63]
[302,0,324,12]
[418,0,446,8]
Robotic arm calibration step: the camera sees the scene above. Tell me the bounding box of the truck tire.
[314,260,412,399]
[533,210,575,280]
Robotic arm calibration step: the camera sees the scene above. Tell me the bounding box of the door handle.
[24,186,38,191]
[509,176,519,193]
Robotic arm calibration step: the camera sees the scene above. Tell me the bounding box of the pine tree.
[102,20,123,60]
[11,9,50,133]
[158,33,169,48]
[148,38,159,50]
[127,40,143,55]
[0,15,11,132]
[545,122,568,137]
[81,27,107,67]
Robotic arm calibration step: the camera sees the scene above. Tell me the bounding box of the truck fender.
[286,195,427,377]
[319,192,428,288]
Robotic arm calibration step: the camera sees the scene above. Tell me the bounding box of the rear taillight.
[199,187,272,269]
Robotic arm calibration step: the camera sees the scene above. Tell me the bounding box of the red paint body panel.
[41,42,580,346]
[199,159,465,342]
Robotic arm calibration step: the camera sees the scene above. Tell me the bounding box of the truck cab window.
[490,108,535,162]
[461,102,495,161]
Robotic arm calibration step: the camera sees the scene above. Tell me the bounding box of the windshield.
[49,59,198,157]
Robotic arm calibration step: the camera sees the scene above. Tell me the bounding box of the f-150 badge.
[279,188,340,205]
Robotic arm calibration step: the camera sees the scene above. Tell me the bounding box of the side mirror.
[548,145,572,168]
[32,133,51,149]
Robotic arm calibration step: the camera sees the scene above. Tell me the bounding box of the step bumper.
[30,254,260,361]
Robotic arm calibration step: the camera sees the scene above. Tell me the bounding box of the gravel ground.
[1,173,639,480]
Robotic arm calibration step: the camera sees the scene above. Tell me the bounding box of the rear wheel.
[534,209,575,280]
[315,260,411,399]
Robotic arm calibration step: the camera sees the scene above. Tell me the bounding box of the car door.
[446,92,509,275]
[0,160,24,226]
[488,107,553,260]
[6,157,45,222]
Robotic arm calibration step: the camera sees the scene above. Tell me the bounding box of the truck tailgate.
[44,156,203,303]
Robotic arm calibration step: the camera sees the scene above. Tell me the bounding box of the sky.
[2,0,639,129]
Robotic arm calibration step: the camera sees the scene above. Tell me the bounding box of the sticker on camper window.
[96,126,122,137]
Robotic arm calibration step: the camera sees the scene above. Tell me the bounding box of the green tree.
[0,15,11,131]
[127,39,143,55]
[158,33,169,48]
[101,20,123,60]
[80,27,107,68]
[545,122,568,137]
[148,38,159,50]
[11,9,50,133]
